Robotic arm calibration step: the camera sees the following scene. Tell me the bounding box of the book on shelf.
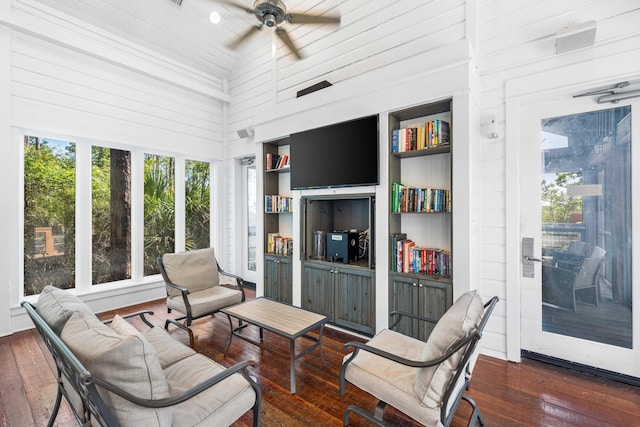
[391,119,450,153]
[266,153,290,170]
[390,233,407,272]
[390,233,451,276]
[267,233,293,256]
[264,195,293,213]
[391,183,450,213]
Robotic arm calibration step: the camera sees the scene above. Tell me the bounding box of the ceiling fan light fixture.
[264,13,277,27]
[209,11,221,24]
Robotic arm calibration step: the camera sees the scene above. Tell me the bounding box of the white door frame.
[505,53,640,363]
[241,159,258,284]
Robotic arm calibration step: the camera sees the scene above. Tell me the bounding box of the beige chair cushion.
[343,329,442,426]
[164,353,256,427]
[61,311,171,427]
[36,285,94,334]
[167,286,243,318]
[143,327,197,369]
[162,248,220,297]
[414,290,484,408]
[110,314,141,337]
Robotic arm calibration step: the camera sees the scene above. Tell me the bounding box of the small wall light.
[487,117,499,139]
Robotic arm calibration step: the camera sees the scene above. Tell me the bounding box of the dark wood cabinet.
[264,254,292,304]
[388,273,452,341]
[302,261,375,336]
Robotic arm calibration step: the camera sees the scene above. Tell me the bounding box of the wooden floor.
[2,291,640,427]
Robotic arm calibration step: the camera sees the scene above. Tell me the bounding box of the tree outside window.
[92,147,132,284]
[23,137,76,296]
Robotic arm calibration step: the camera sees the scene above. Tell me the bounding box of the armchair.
[542,246,606,311]
[339,290,498,427]
[158,248,246,347]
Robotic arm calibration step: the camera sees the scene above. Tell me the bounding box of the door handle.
[522,237,541,278]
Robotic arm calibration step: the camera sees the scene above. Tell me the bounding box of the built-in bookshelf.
[262,138,293,303]
[389,99,453,280]
[388,99,454,339]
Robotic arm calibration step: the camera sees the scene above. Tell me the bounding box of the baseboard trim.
[521,350,640,387]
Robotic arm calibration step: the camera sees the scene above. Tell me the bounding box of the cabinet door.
[301,263,334,319]
[389,274,422,339]
[418,279,452,340]
[264,255,280,300]
[334,268,375,335]
[278,256,293,304]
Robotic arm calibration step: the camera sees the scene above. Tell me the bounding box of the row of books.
[391,119,450,153]
[266,153,289,170]
[265,195,293,213]
[390,233,451,276]
[267,233,293,256]
[391,182,450,213]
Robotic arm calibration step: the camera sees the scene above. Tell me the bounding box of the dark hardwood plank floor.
[2,290,639,426]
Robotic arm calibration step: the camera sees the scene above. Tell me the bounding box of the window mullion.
[75,143,92,292]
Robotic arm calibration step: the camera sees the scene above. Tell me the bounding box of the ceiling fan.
[219,0,340,59]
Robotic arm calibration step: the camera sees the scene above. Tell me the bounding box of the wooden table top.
[222,298,328,338]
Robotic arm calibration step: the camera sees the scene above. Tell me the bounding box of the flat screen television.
[290,115,379,190]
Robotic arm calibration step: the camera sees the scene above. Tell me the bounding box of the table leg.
[223,313,234,356]
[317,324,328,368]
[290,338,296,394]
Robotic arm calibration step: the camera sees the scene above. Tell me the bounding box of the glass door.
[242,160,258,284]
[519,97,639,377]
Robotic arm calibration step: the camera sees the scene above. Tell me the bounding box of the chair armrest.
[164,281,189,295]
[389,310,440,331]
[91,360,260,409]
[343,335,475,369]
[102,310,155,329]
[218,265,246,300]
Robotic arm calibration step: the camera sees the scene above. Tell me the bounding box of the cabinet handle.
[412,283,417,287]
[419,283,423,287]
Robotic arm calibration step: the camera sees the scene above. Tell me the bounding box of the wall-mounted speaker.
[555,21,597,54]
[237,127,254,138]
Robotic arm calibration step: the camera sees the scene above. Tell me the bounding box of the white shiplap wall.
[477,0,640,360]
[227,0,640,362]
[227,0,479,344]
[2,2,228,333]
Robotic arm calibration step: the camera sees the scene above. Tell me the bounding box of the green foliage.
[541,172,582,223]
[23,138,76,295]
[143,154,175,275]
[185,160,211,250]
[24,140,213,293]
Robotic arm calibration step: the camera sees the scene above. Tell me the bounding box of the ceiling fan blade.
[217,0,254,14]
[276,27,302,59]
[227,25,263,50]
[286,13,341,25]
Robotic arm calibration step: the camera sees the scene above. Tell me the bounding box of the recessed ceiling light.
[209,11,221,24]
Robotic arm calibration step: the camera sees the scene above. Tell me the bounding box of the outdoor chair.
[542,246,606,311]
[339,290,498,427]
[22,285,261,427]
[157,247,246,347]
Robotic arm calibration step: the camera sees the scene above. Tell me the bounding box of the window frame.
[18,130,218,302]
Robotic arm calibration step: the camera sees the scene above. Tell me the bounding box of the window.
[92,147,132,284]
[22,134,214,295]
[144,154,175,276]
[185,160,211,250]
[23,137,76,296]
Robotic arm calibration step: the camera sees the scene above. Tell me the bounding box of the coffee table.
[221,298,329,394]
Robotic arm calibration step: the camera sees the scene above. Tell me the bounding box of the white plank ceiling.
[30,0,341,80]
